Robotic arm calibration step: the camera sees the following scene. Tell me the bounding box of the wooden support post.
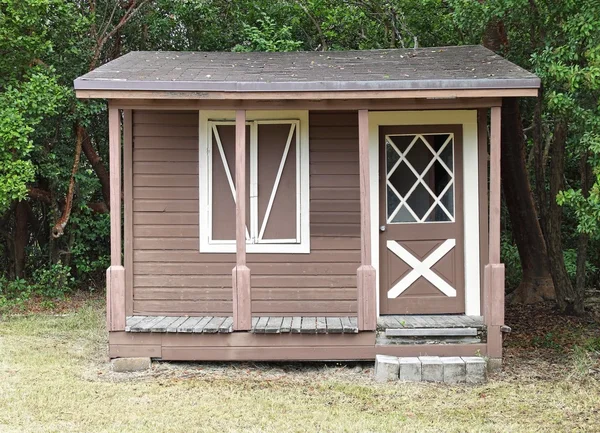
[489,106,502,265]
[233,110,251,330]
[107,106,125,331]
[357,109,377,331]
[123,110,133,316]
[477,108,489,315]
[486,105,505,359]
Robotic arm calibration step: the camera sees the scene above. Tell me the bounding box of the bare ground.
[0,297,599,432]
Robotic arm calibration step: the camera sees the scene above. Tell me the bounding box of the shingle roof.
[74,45,540,92]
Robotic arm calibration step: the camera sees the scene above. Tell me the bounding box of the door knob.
[380,225,386,232]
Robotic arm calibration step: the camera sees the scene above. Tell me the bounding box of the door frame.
[367,110,481,316]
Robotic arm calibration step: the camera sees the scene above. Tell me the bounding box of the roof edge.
[73,77,541,92]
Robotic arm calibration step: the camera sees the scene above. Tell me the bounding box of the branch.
[81,128,111,206]
[296,0,327,51]
[90,0,149,70]
[52,125,84,238]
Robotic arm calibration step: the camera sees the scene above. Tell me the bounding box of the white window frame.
[199,110,310,254]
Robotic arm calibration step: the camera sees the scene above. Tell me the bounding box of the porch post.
[485,105,505,359]
[106,106,125,331]
[357,110,377,331]
[232,109,251,330]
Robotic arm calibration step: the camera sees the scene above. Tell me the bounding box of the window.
[199,111,310,253]
[385,133,455,223]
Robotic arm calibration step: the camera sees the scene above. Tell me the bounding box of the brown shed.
[74,46,539,362]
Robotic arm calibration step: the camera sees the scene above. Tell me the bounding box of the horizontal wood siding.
[131,110,359,316]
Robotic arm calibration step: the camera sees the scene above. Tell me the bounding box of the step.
[374,355,487,384]
[385,327,478,337]
[378,315,485,330]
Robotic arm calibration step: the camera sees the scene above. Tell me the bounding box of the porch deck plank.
[280,317,292,333]
[341,316,358,333]
[379,316,403,328]
[125,316,146,332]
[290,317,302,333]
[166,316,190,333]
[301,317,317,334]
[265,317,284,334]
[254,317,269,334]
[192,316,213,333]
[178,317,203,333]
[325,317,343,333]
[151,316,178,333]
[316,317,327,334]
[203,316,227,333]
[134,316,165,332]
[218,317,234,333]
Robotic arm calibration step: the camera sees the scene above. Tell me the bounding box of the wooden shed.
[74,46,539,362]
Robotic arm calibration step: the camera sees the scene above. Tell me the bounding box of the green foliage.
[562,249,598,282]
[31,262,75,299]
[501,237,523,289]
[0,70,66,211]
[0,277,32,309]
[69,204,110,284]
[233,13,302,52]
[531,332,564,351]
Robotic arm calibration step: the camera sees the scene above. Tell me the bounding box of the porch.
[113,314,486,361]
[124,314,483,334]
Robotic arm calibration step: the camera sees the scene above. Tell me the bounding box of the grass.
[1,303,599,433]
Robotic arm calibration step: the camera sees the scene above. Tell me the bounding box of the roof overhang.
[75,87,538,100]
[74,46,541,100]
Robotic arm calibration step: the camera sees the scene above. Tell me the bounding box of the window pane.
[392,204,416,223]
[257,122,297,241]
[387,133,455,223]
[406,182,433,220]
[405,136,433,174]
[210,123,251,241]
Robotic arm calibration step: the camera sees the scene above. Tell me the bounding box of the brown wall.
[131,110,360,316]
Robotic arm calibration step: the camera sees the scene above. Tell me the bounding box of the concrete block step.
[374,354,487,384]
[385,327,478,337]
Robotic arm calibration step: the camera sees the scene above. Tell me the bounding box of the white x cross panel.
[387,239,457,298]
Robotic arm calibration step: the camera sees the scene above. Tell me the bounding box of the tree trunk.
[481,16,555,303]
[575,151,592,294]
[14,201,28,278]
[547,121,584,315]
[501,98,555,303]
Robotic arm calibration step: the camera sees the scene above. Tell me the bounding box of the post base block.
[106,265,126,331]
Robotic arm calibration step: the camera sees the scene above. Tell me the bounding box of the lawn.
[1,300,599,433]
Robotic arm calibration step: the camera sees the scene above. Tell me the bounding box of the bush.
[32,262,75,299]
[0,277,32,301]
[501,237,522,290]
[563,249,598,285]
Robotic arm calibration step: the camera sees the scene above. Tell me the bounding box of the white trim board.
[368,110,481,316]
[199,110,310,254]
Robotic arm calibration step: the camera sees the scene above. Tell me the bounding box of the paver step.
[374,354,487,384]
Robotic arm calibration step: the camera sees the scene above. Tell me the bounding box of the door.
[379,125,464,314]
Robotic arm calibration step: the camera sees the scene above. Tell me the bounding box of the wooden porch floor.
[378,315,484,330]
[125,316,359,334]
